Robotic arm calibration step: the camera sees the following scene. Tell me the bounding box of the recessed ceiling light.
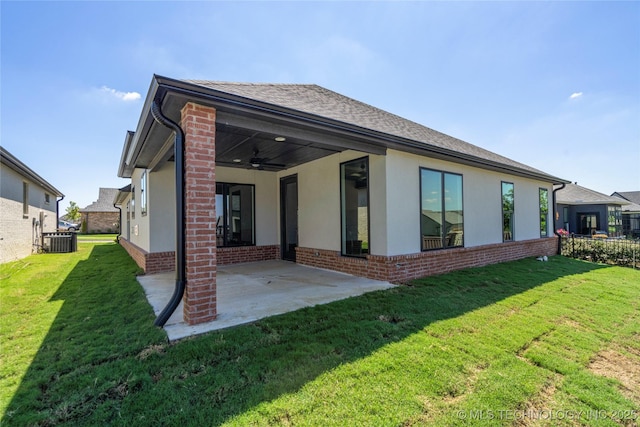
[232,159,242,163]
[274,136,286,142]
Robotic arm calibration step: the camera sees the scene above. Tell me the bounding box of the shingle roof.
[81,188,119,212]
[183,81,557,180]
[612,191,640,204]
[621,201,640,213]
[556,183,628,205]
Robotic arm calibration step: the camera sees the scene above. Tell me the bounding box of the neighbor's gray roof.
[620,201,640,213]
[184,81,562,181]
[81,188,119,212]
[556,183,628,206]
[612,191,640,205]
[0,146,63,197]
[611,192,640,213]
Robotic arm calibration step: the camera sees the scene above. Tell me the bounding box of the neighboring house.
[555,183,627,237]
[115,75,569,326]
[611,191,640,238]
[0,147,64,263]
[80,188,120,233]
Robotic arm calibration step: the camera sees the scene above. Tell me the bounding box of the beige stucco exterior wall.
[1,166,58,263]
[384,149,553,255]
[125,148,552,260]
[118,192,132,241]
[127,168,149,251]
[217,166,278,246]
[278,150,386,254]
[125,163,178,253]
[148,163,176,252]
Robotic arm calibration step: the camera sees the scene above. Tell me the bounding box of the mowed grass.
[75,234,118,241]
[1,244,638,426]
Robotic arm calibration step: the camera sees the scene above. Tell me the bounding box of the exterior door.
[280,175,298,261]
[579,213,598,236]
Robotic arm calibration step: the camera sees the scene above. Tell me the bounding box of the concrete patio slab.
[137,260,395,341]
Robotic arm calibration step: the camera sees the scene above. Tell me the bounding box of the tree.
[65,201,81,222]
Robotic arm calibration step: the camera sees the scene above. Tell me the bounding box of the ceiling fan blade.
[262,162,286,168]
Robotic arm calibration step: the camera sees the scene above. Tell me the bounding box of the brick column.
[181,102,217,324]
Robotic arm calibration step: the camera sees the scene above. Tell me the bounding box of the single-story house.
[555,183,627,237]
[1,146,64,263]
[80,187,120,233]
[115,75,569,326]
[611,191,640,238]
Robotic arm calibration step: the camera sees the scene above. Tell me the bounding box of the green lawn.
[1,244,638,426]
[76,233,118,241]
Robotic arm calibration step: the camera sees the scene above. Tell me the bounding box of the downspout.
[56,195,64,227]
[113,203,122,243]
[150,99,186,327]
[552,183,566,255]
[56,194,64,232]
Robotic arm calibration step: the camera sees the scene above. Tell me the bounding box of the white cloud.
[100,86,141,101]
[569,92,583,100]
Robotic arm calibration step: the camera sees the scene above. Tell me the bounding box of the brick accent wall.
[119,237,174,274]
[296,237,558,283]
[81,212,119,234]
[218,245,280,265]
[122,244,281,274]
[146,251,176,274]
[181,102,218,325]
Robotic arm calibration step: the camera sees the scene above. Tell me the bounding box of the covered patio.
[138,260,395,341]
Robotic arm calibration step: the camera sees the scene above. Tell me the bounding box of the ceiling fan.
[248,149,286,170]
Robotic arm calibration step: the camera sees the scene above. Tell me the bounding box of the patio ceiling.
[214,122,343,172]
[138,118,383,174]
[128,101,387,176]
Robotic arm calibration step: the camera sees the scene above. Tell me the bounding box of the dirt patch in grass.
[589,349,640,405]
[514,375,567,427]
[136,344,166,360]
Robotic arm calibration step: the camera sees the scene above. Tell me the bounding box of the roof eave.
[118,77,163,177]
[557,200,628,206]
[1,147,64,197]
[118,131,136,178]
[113,184,132,206]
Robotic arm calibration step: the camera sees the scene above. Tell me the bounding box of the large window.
[341,157,369,257]
[502,182,514,241]
[607,205,622,237]
[140,171,147,216]
[131,186,135,219]
[216,183,255,247]
[420,168,464,250]
[539,188,549,237]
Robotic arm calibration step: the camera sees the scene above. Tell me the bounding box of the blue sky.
[2,1,639,210]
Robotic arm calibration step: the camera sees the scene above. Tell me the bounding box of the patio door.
[280,175,298,261]
[578,213,598,236]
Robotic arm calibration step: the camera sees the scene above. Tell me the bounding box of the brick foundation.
[182,102,218,325]
[296,237,558,283]
[218,245,280,265]
[119,238,175,274]
[122,244,281,274]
